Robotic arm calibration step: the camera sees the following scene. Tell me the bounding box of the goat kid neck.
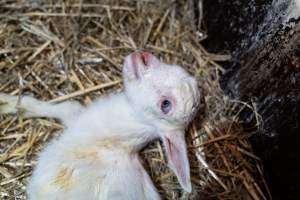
[63,92,158,152]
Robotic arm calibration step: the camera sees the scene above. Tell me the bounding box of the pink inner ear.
[166,137,185,182]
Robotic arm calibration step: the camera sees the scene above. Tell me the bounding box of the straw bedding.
[0,0,270,199]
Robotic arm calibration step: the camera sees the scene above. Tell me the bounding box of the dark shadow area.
[202,1,300,199]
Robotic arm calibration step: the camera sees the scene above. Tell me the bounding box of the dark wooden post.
[202,1,300,199]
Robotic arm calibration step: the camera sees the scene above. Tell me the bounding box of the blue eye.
[161,99,172,114]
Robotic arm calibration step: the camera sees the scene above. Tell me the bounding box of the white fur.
[0,52,200,200]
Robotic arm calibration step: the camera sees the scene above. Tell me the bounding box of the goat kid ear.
[162,131,192,193]
[123,51,160,81]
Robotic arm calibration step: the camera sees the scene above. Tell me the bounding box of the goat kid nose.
[131,51,158,69]
[125,51,160,80]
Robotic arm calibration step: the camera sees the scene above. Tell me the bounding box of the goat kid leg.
[132,156,161,200]
[0,93,83,125]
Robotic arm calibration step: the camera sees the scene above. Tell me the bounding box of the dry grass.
[0,0,270,199]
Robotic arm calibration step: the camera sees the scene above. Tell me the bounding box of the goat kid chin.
[0,51,201,200]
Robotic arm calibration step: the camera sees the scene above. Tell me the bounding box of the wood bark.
[203,1,300,199]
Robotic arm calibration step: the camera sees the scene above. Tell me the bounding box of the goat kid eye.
[161,99,172,114]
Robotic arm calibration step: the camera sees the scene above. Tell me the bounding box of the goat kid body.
[0,51,201,200]
[14,93,161,200]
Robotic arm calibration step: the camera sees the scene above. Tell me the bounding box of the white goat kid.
[0,51,201,200]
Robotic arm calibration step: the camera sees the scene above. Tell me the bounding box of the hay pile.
[0,0,270,199]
